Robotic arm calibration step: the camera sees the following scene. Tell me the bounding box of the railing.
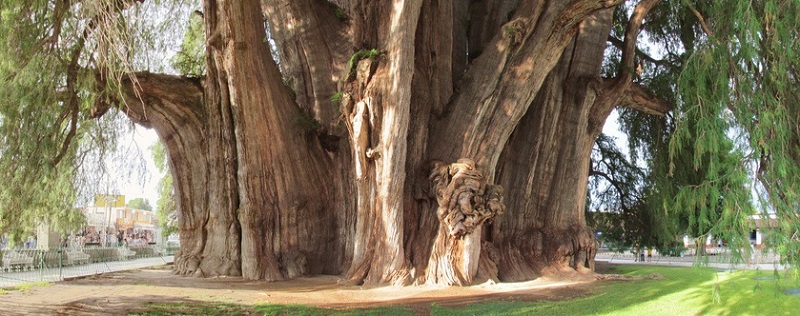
[0,244,178,288]
[595,247,783,267]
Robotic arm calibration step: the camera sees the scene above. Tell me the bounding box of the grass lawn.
[432,265,800,315]
[130,265,800,316]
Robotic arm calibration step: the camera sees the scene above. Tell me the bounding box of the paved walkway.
[595,251,788,271]
[0,256,174,288]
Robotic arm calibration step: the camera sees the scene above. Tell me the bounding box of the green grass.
[256,304,412,316]
[129,265,800,316]
[129,302,252,316]
[14,281,50,293]
[433,265,800,315]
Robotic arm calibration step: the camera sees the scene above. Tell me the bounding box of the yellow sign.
[95,194,125,207]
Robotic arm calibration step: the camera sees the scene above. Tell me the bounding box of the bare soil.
[0,264,614,316]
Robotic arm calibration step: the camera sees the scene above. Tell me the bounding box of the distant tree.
[151,141,177,238]
[127,197,153,211]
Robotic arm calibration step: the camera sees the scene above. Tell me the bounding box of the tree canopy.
[127,197,152,211]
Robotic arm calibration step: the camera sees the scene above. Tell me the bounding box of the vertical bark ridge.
[262,0,352,129]
[493,9,614,280]
[116,0,654,286]
[403,0,455,283]
[205,0,336,281]
[341,0,423,285]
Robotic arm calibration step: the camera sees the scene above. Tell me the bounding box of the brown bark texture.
[120,0,670,285]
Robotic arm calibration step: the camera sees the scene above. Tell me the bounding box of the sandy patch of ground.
[0,265,607,316]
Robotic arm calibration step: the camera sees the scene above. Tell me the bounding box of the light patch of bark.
[425,159,505,286]
[430,159,505,238]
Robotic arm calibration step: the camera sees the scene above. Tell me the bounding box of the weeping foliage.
[675,0,800,264]
[593,0,755,259]
[598,0,800,265]
[0,0,194,242]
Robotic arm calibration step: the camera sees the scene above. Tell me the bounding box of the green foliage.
[334,8,348,21]
[127,197,152,211]
[672,0,800,263]
[347,49,380,69]
[0,0,197,243]
[170,14,205,76]
[330,92,343,104]
[150,141,177,238]
[295,112,321,133]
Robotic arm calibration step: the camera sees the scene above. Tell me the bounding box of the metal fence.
[596,247,784,268]
[0,245,177,288]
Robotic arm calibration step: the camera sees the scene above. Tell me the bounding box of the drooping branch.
[685,2,713,37]
[51,18,95,166]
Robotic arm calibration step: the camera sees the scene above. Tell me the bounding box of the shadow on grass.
[692,269,800,316]
[432,265,800,316]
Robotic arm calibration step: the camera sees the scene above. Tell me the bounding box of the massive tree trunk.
[493,10,616,280]
[118,0,670,285]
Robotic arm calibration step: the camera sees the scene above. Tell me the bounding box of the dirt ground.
[0,264,613,316]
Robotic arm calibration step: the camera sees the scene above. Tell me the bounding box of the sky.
[117,126,161,207]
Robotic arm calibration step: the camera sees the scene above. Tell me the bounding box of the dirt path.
[0,266,600,316]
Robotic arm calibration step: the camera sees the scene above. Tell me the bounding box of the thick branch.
[431,0,623,169]
[113,72,204,130]
[618,83,672,116]
[617,0,662,85]
[590,0,663,129]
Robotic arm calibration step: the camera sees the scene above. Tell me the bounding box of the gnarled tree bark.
[114,0,671,286]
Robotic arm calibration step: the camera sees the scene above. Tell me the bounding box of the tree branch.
[617,0,662,85]
[686,2,713,37]
[618,83,672,116]
[606,35,674,69]
[591,0,663,125]
[114,72,205,129]
[431,0,623,167]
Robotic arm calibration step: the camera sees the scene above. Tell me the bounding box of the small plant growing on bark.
[295,112,321,134]
[347,49,380,69]
[334,8,347,21]
[330,92,343,104]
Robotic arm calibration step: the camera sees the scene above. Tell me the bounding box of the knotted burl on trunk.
[429,158,506,238]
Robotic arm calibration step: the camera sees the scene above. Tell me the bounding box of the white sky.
[117,126,161,206]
